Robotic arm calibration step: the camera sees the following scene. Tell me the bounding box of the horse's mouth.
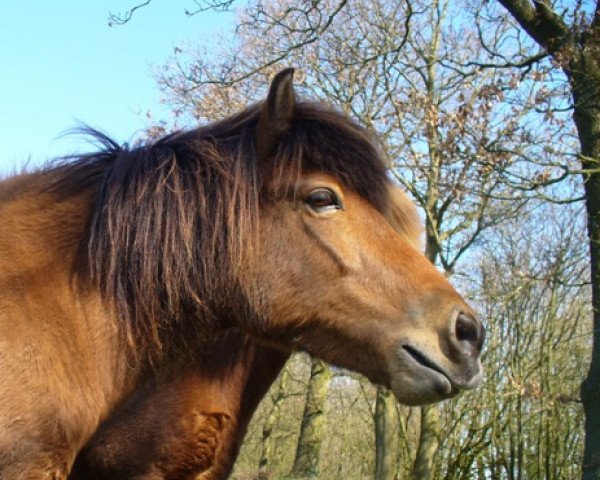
[401,344,459,396]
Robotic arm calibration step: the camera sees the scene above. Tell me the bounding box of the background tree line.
[113,0,599,478]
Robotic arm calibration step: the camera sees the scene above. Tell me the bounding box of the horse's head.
[246,69,484,406]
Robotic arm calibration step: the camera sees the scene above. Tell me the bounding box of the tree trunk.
[581,171,600,480]
[258,363,291,480]
[375,386,398,480]
[410,404,440,480]
[290,358,333,478]
[572,68,600,480]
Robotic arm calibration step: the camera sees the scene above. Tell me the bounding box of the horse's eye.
[305,188,342,212]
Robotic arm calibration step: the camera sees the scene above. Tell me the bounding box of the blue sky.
[0,1,234,174]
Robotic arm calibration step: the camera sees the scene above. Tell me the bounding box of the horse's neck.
[0,174,290,476]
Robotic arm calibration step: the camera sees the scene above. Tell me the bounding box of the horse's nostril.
[455,313,484,354]
[456,314,477,342]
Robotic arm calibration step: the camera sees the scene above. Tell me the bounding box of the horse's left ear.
[256,68,296,160]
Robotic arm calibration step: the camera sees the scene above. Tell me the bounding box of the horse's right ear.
[256,68,296,160]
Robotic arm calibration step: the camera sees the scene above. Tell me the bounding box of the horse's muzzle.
[388,311,485,406]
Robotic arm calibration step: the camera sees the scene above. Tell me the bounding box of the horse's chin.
[389,374,460,406]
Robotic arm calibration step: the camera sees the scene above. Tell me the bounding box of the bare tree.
[457,2,600,477]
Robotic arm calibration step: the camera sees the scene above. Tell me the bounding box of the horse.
[0,69,485,480]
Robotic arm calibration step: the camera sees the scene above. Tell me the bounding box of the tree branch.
[496,0,571,53]
[108,0,237,26]
[108,0,153,27]
[457,51,547,71]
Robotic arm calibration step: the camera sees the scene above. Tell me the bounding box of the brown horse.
[0,69,484,480]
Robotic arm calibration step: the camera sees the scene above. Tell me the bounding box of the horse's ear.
[256,68,296,160]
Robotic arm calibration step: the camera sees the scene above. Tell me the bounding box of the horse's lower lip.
[401,344,456,393]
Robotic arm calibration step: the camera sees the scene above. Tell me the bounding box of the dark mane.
[44,101,389,359]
